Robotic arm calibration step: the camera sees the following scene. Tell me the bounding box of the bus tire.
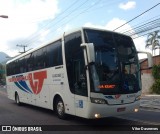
[55,97,66,119]
[15,93,21,106]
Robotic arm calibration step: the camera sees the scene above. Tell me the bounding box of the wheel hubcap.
[57,101,64,116]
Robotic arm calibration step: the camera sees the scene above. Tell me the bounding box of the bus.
[6,27,152,119]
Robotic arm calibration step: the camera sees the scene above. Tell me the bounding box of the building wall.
[141,73,154,95]
[140,55,160,74]
[140,55,160,94]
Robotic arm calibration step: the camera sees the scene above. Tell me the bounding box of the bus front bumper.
[86,100,140,119]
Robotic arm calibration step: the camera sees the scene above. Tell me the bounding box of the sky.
[0,0,160,59]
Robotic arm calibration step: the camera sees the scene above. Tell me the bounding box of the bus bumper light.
[134,108,139,112]
[95,114,101,118]
[90,97,106,104]
[135,95,141,101]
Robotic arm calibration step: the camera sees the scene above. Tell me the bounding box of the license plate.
[117,107,126,112]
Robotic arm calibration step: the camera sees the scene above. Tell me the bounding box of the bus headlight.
[90,97,106,104]
[135,95,141,101]
[134,108,139,112]
[95,114,101,118]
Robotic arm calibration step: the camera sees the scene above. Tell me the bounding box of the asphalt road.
[0,87,159,134]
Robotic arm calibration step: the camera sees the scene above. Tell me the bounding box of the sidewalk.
[140,95,160,110]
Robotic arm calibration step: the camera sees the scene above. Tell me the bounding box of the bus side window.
[27,53,35,71]
[14,60,19,74]
[25,54,30,72]
[19,57,24,73]
[42,47,48,68]
[47,40,62,67]
[53,40,62,66]
[36,49,43,69]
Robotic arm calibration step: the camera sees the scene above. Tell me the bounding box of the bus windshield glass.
[84,29,140,95]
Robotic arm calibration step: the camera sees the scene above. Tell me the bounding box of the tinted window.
[6,40,63,76]
[19,57,25,73]
[65,32,87,96]
[47,40,62,67]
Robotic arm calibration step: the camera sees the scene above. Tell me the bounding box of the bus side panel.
[34,84,50,109]
[7,78,35,105]
[48,66,76,116]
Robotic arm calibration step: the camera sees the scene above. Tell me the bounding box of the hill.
[0,52,9,63]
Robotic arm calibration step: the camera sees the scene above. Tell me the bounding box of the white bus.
[6,27,152,119]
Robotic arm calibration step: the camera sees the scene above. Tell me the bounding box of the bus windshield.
[84,29,141,95]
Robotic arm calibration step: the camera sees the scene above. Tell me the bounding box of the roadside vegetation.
[151,64,160,94]
[145,30,160,94]
[0,63,6,85]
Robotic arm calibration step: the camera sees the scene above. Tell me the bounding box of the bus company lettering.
[8,70,47,95]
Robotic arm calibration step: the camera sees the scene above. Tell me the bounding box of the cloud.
[84,22,104,29]
[9,0,59,21]
[84,18,133,32]
[0,0,59,57]
[105,18,133,32]
[119,1,136,10]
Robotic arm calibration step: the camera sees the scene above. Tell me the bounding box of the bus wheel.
[55,97,66,119]
[15,93,21,106]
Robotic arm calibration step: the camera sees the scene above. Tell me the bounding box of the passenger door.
[65,32,88,117]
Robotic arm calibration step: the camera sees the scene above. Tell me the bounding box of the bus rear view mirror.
[138,51,153,69]
[81,43,95,63]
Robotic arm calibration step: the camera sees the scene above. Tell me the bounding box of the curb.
[140,95,160,110]
[140,105,160,110]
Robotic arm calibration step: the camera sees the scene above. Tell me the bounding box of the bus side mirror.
[81,43,95,63]
[138,51,153,69]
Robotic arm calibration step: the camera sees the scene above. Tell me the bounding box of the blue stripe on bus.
[14,82,28,93]
[18,80,33,93]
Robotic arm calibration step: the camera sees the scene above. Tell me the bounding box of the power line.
[119,14,160,33]
[19,0,80,46]
[123,18,160,38]
[20,0,120,47]
[113,3,160,31]
[123,18,160,34]
[21,0,89,46]
[78,0,123,14]
[124,20,160,39]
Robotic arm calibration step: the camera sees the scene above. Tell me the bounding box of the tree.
[145,30,160,56]
[0,64,6,85]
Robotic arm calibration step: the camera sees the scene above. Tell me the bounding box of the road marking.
[117,116,160,125]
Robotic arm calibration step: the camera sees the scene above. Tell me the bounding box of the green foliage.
[0,64,6,85]
[151,64,160,94]
[152,64,160,79]
[151,79,160,94]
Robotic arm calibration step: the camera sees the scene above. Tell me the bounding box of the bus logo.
[29,71,47,94]
[8,70,47,95]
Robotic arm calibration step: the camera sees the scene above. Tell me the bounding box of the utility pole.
[17,44,28,54]
[0,15,8,18]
